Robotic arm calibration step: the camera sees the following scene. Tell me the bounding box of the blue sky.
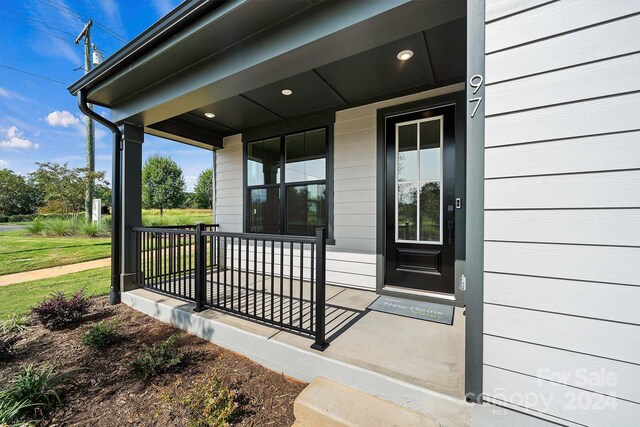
[0,0,212,191]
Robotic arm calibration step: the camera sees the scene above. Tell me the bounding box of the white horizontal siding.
[484,241,640,286]
[484,273,640,324]
[485,171,640,209]
[485,0,554,22]
[215,134,243,232]
[485,209,640,247]
[484,305,640,364]
[485,131,640,178]
[483,3,640,424]
[486,13,640,84]
[485,335,640,404]
[485,53,640,115]
[483,366,639,427]
[486,91,640,147]
[486,0,640,53]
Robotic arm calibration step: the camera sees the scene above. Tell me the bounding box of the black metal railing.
[133,224,328,350]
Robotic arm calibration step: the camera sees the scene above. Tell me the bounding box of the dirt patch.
[0,297,306,426]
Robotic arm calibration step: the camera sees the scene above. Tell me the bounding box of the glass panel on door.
[395,117,443,244]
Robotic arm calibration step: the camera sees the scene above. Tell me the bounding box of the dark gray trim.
[375,91,466,309]
[148,118,224,149]
[68,0,231,96]
[242,112,335,142]
[465,0,485,404]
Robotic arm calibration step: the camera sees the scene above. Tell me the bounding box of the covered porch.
[69,0,479,424]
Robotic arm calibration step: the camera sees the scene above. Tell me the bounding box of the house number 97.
[469,74,483,118]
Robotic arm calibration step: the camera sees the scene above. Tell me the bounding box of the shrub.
[81,321,120,349]
[31,291,91,330]
[131,334,184,379]
[1,314,29,335]
[0,365,77,424]
[26,218,45,235]
[79,221,107,238]
[0,215,9,223]
[181,373,238,427]
[0,335,21,360]
[43,219,75,236]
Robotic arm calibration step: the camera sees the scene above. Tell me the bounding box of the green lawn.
[0,231,111,275]
[0,267,110,319]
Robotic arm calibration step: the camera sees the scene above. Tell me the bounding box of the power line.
[33,0,128,43]
[0,6,77,38]
[0,64,68,86]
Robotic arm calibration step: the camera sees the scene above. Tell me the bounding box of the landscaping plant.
[0,364,77,424]
[31,291,91,330]
[0,399,39,426]
[181,372,238,427]
[131,334,184,379]
[0,314,28,335]
[81,320,121,349]
[26,218,45,235]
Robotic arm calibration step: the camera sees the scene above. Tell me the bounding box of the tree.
[30,162,106,222]
[192,169,213,209]
[0,169,41,216]
[141,155,185,215]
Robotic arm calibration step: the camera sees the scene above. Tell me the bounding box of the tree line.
[0,155,213,221]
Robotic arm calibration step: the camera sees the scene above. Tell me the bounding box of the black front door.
[384,104,456,294]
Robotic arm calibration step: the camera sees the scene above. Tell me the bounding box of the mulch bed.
[0,297,306,426]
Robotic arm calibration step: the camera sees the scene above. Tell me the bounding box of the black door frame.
[376,90,466,306]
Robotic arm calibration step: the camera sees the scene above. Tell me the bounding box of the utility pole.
[75,20,95,222]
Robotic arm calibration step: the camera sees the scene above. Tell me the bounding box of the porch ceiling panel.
[314,33,436,103]
[424,18,467,82]
[190,95,282,131]
[242,71,347,118]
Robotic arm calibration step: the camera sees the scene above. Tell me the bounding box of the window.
[246,128,328,236]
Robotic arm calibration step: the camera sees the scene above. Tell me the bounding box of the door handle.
[447,220,454,244]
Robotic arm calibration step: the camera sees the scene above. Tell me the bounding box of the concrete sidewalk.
[0,258,111,286]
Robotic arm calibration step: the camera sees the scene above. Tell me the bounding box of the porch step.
[293,377,441,427]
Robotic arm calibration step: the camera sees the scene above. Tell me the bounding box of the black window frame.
[243,123,334,242]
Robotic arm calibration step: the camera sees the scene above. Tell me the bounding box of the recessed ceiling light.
[281,89,293,96]
[397,50,414,61]
[204,112,215,118]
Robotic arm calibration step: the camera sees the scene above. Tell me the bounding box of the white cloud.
[45,110,81,127]
[0,126,38,150]
[0,87,11,98]
[0,159,9,167]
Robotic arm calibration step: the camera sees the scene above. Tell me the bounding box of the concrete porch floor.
[122,284,467,425]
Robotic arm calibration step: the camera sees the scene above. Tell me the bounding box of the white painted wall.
[483,1,640,425]
[214,84,464,290]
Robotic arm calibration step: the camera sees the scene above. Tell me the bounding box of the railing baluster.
[262,240,266,318]
[245,238,249,313]
[194,224,205,312]
[289,242,293,327]
[311,228,328,351]
[253,239,257,316]
[216,235,220,306]
[280,241,284,324]
[271,240,274,322]
[230,237,234,312]
[222,236,227,309]
[299,243,303,329]
[310,242,315,334]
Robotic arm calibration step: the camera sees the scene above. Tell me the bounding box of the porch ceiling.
[79,0,465,148]
[182,19,466,138]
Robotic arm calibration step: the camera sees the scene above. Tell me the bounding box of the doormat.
[367,295,454,325]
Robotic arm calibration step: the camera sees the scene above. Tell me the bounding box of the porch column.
[119,122,143,291]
